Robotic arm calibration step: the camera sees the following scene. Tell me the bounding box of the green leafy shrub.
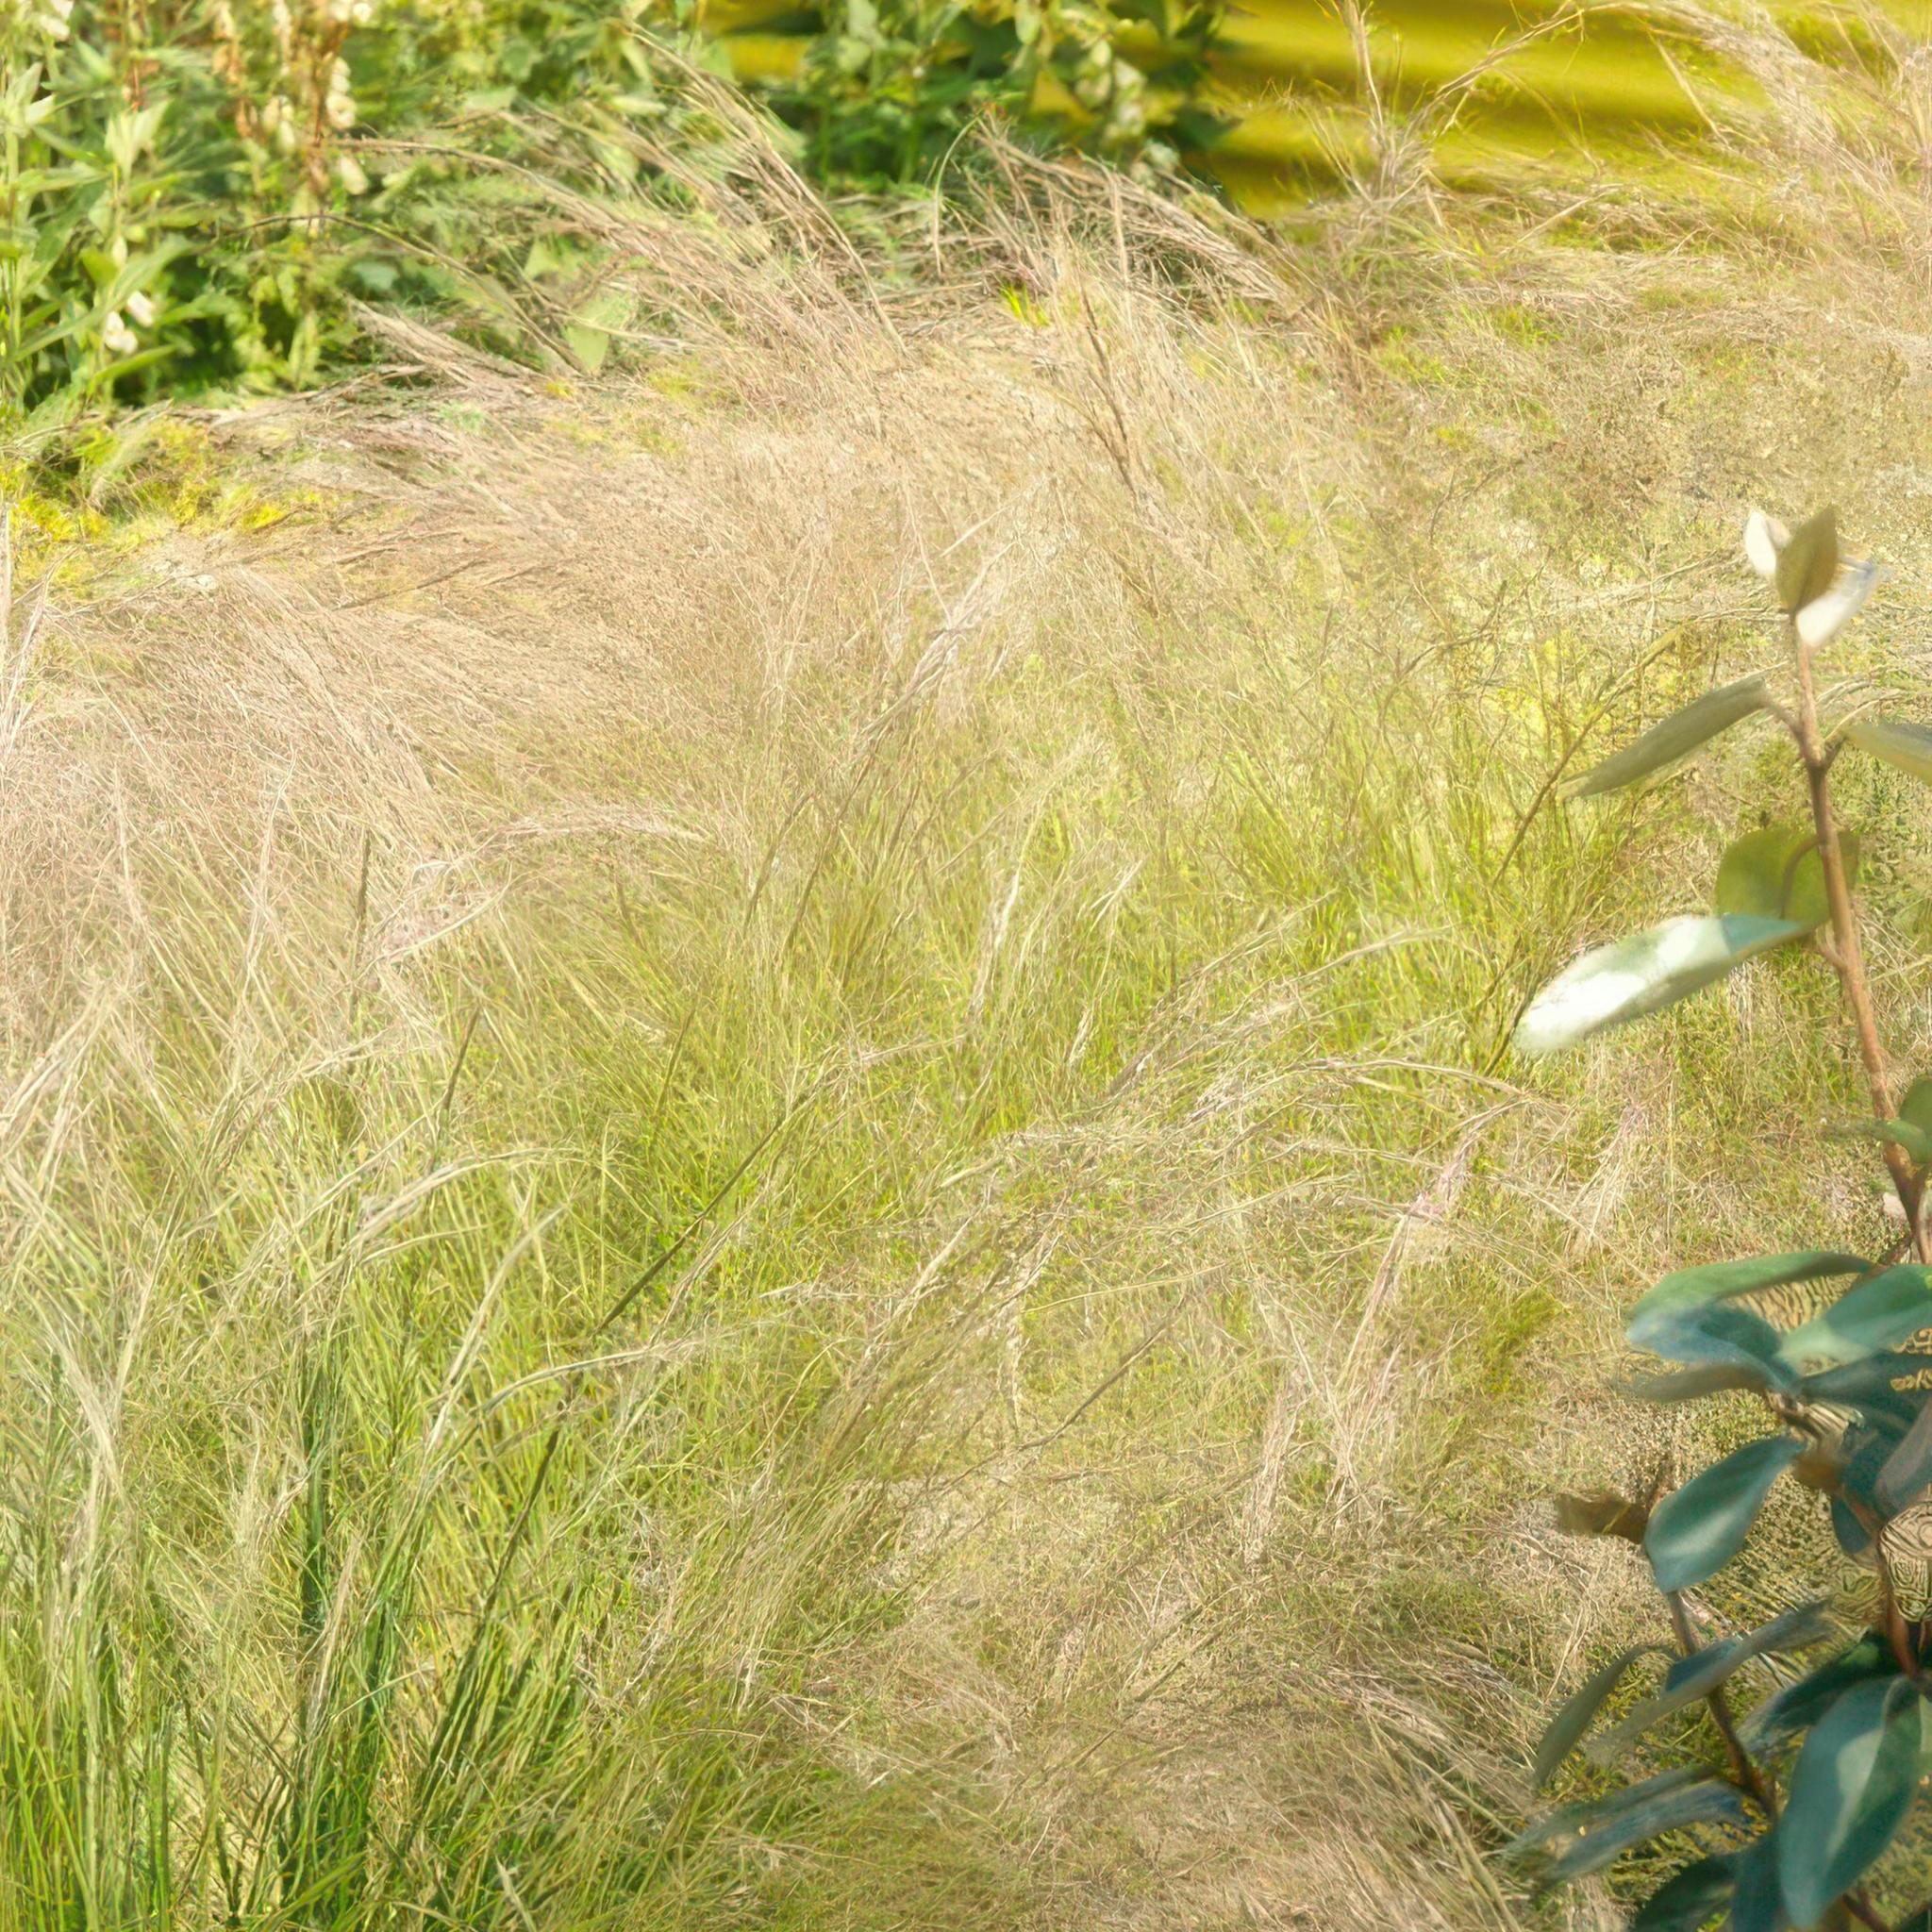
[1507,510,1932,1930]
[704,0,1223,189]
[0,0,695,474]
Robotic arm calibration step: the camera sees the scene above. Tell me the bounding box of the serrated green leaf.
[1778,1676,1924,1926]
[1780,1267,1932,1370]
[1534,1643,1666,1786]
[1515,915,1807,1055]
[1567,675,1770,798]
[1848,717,1932,787]
[1776,508,1840,614]
[1507,1769,1751,1888]
[1740,1633,1896,1754]
[1632,1854,1738,1932]
[1644,1435,1804,1591]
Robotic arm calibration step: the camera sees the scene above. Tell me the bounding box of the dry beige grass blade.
[19,40,1932,1918]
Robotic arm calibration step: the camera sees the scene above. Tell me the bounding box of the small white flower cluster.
[17,0,74,40]
[1064,31,1150,149]
[100,234,158,359]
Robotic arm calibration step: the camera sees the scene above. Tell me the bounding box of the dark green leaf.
[1534,1643,1665,1785]
[1899,1076,1932,1141]
[1778,1676,1924,1926]
[1732,1837,1789,1932]
[1800,1355,1932,1429]
[1631,1854,1738,1932]
[1740,1633,1896,1754]
[1780,1267,1932,1370]
[1847,717,1932,788]
[1586,1602,1830,1763]
[1834,1494,1874,1558]
[1644,1435,1804,1591]
[1515,915,1807,1055]
[1629,1253,1868,1351]
[1776,508,1840,614]
[1508,1768,1751,1887]
[1567,675,1771,798]
[1838,1422,1904,1521]
[1638,1303,1799,1393]
[1876,1400,1932,1515]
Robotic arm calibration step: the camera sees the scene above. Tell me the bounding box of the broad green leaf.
[1508,1768,1751,1887]
[1776,508,1840,614]
[1848,717,1932,787]
[1778,1676,1924,1927]
[1740,1632,1896,1754]
[1644,1435,1804,1591]
[1534,1643,1665,1786]
[1638,1304,1797,1392]
[1876,1399,1932,1515]
[1586,1602,1829,1764]
[1713,824,1857,930]
[1567,675,1770,798]
[564,289,630,375]
[1515,915,1807,1056]
[1632,1854,1737,1932]
[1629,1252,1867,1350]
[1779,1267,1932,1370]
[1732,1838,1789,1932]
[1902,1076,1932,1141]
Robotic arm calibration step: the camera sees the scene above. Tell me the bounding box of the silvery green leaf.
[1847,717,1932,786]
[1744,508,1790,581]
[1796,559,1882,650]
[1514,915,1807,1056]
[1566,674,1770,798]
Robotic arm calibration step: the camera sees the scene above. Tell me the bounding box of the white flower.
[351,0,372,21]
[335,152,367,195]
[126,291,155,327]
[103,310,138,357]
[325,91,356,129]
